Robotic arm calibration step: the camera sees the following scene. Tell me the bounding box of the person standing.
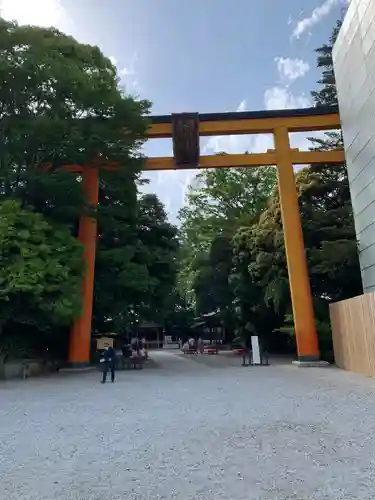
[188,337,195,351]
[100,345,116,384]
[131,336,140,352]
[197,337,204,355]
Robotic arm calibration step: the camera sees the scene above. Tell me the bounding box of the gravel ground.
[2,351,375,500]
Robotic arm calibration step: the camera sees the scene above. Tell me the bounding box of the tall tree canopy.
[178,167,277,300]
[94,193,179,333]
[178,166,277,339]
[230,19,361,356]
[0,19,150,216]
[0,19,178,362]
[0,200,83,362]
[178,19,362,358]
[180,166,277,255]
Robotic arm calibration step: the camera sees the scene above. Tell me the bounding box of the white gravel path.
[1,351,375,500]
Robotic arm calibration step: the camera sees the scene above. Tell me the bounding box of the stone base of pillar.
[292,359,330,367]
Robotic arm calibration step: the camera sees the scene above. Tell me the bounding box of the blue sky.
[0,0,348,222]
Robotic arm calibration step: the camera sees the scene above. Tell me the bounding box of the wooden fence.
[329,292,375,377]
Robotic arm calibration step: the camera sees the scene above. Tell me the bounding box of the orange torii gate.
[68,106,343,367]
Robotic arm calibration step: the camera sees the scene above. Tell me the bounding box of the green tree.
[179,166,277,300]
[0,19,152,358]
[180,166,276,254]
[311,20,342,107]
[0,19,150,219]
[231,19,362,358]
[0,200,83,367]
[231,191,290,349]
[93,193,179,333]
[192,234,233,314]
[163,291,195,339]
[304,18,361,303]
[178,166,277,340]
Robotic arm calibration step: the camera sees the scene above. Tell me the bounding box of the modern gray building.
[333,0,375,292]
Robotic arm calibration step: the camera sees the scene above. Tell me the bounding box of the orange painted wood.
[68,167,99,365]
[275,127,320,359]
[148,111,341,138]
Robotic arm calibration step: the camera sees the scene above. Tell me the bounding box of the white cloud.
[0,0,68,27]
[199,82,317,178]
[202,100,253,155]
[203,86,312,155]
[202,50,313,157]
[264,86,311,110]
[141,169,196,224]
[236,99,247,112]
[291,0,346,39]
[119,52,138,78]
[275,57,310,81]
[164,170,197,207]
[109,53,139,93]
[120,67,134,77]
[254,88,311,152]
[263,87,329,153]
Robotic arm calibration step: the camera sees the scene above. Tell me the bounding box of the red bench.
[204,347,218,355]
[232,348,248,356]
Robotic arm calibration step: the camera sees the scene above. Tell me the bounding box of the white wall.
[333,0,375,292]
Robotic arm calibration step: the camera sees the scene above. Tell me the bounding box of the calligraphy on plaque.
[172,113,200,168]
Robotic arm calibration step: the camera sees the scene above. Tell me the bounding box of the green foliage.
[0,18,151,231]
[179,166,276,254]
[231,203,289,349]
[311,20,342,106]
[0,18,150,175]
[0,19,180,360]
[0,200,83,356]
[230,18,361,355]
[192,234,231,313]
[178,18,361,357]
[275,306,334,361]
[93,193,179,333]
[178,167,277,341]
[179,167,277,311]
[163,292,195,338]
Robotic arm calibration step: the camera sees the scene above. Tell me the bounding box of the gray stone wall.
[333,0,375,292]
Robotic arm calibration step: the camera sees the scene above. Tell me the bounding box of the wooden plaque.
[172,113,200,168]
[96,336,114,350]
